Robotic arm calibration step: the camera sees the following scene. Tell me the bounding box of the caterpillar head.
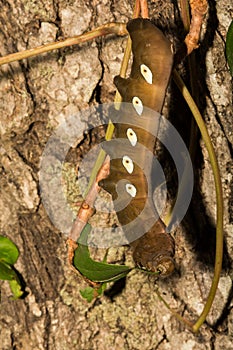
[133,231,175,277]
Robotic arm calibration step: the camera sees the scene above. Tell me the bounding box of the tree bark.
[0,0,232,349]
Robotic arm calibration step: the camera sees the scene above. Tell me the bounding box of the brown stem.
[139,0,149,18]
[184,0,208,55]
[0,23,127,67]
[175,0,208,64]
[68,156,110,243]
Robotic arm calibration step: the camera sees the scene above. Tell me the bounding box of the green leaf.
[73,224,132,283]
[226,20,233,76]
[9,279,24,299]
[0,261,16,280]
[80,284,106,302]
[0,236,19,265]
[80,286,95,302]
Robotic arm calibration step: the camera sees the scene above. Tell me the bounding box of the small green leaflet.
[0,235,19,265]
[226,20,233,76]
[80,284,106,302]
[0,261,16,280]
[0,236,24,298]
[73,224,132,283]
[9,279,24,299]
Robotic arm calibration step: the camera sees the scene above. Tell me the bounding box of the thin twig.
[184,0,208,55]
[175,0,208,64]
[0,23,127,67]
[68,156,110,243]
[140,0,149,18]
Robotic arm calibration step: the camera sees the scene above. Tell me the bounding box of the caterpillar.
[100,18,175,277]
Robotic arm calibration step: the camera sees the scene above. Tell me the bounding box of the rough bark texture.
[0,0,233,349]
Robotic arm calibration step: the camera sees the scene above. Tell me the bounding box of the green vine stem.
[173,69,224,332]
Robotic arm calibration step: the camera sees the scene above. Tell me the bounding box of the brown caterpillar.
[101,18,175,277]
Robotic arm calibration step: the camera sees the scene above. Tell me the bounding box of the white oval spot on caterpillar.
[132,96,143,115]
[122,156,134,174]
[126,128,137,146]
[140,64,153,84]
[126,183,137,197]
